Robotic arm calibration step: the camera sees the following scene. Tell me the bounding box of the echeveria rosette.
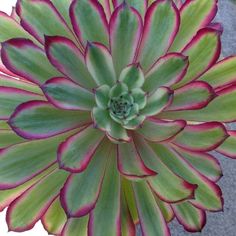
[0,0,235,235]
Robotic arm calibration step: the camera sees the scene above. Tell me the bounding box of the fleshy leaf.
[0,129,25,148]
[172,122,228,152]
[45,35,95,88]
[138,0,180,71]
[9,101,90,139]
[60,140,111,217]
[7,169,69,232]
[137,118,186,142]
[85,42,116,86]
[92,107,111,131]
[131,88,147,109]
[58,126,104,173]
[155,196,174,223]
[144,53,189,93]
[133,181,170,236]
[70,0,109,47]
[88,147,121,236]
[94,85,110,109]
[110,2,143,75]
[42,77,95,111]
[62,217,89,236]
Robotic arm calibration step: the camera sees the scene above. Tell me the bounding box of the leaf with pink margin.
[9,101,90,139]
[133,135,197,203]
[0,86,44,120]
[170,0,218,52]
[216,130,236,159]
[1,38,61,85]
[85,42,116,86]
[173,28,221,89]
[0,129,25,148]
[144,53,189,93]
[60,140,111,217]
[155,196,174,223]
[137,118,186,142]
[41,197,67,235]
[110,2,143,75]
[7,169,69,232]
[58,126,105,173]
[172,122,228,152]
[117,141,157,179]
[174,146,222,182]
[98,0,113,20]
[88,146,121,236]
[167,81,216,111]
[45,35,95,88]
[199,56,236,90]
[172,201,206,233]
[42,77,95,111]
[16,0,76,45]
[61,216,89,236]
[70,0,109,47]
[132,181,170,236]
[138,0,180,71]
[149,143,223,211]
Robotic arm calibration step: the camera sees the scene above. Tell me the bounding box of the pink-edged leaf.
[144,53,189,93]
[88,147,121,236]
[132,181,170,236]
[45,35,95,88]
[149,143,223,211]
[98,0,112,20]
[16,0,75,45]
[216,130,236,159]
[137,0,180,71]
[170,0,218,52]
[172,201,206,233]
[9,101,90,139]
[60,140,111,217]
[0,86,43,120]
[7,169,69,232]
[41,197,67,235]
[172,122,228,152]
[62,217,89,236]
[173,28,221,88]
[117,142,156,179]
[155,196,174,223]
[1,38,61,85]
[42,77,95,111]
[133,135,197,203]
[138,118,186,142]
[110,2,143,75]
[207,22,223,33]
[167,81,216,111]
[70,0,109,47]
[58,126,104,173]
[174,146,222,182]
[85,42,116,86]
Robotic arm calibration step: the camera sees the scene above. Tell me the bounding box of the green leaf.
[110,82,128,97]
[155,196,174,223]
[123,115,145,130]
[131,88,147,109]
[0,129,25,148]
[92,107,111,131]
[95,85,110,109]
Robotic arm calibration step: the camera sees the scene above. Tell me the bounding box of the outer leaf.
[144,53,189,93]
[137,118,186,142]
[149,143,223,211]
[60,140,111,217]
[62,217,89,236]
[16,0,75,44]
[155,196,174,223]
[138,0,180,71]
[88,146,121,236]
[58,126,104,173]
[110,3,143,75]
[98,0,112,20]
[172,122,228,152]
[170,0,218,51]
[42,77,95,110]
[167,81,216,111]
[85,42,116,86]
[41,198,67,235]
[133,181,170,236]
[7,169,69,232]
[117,142,156,179]
[0,86,43,120]
[199,56,236,90]
[1,39,61,85]
[9,101,90,139]
[0,129,25,148]
[45,36,95,88]
[70,0,109,47]
[172,201,206,232]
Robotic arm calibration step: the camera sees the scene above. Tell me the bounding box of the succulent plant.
[0,0,236,235]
